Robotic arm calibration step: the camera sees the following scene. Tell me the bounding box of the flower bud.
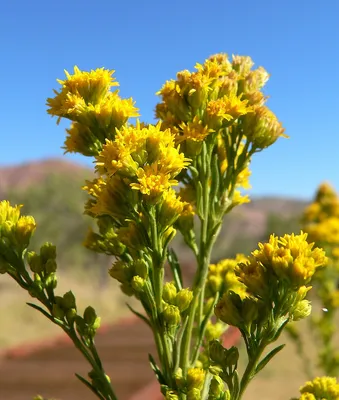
[45,259,57,273]
[62,291,76,309]
[45,273,57,289]
[134,259,149,279]
[175,288,193,312]
[27,251,42,273]
[291,300,312,321]
[174,368,185,389]
[52,304,65,320]
[209,340,226,366]
[163,282,177,304]
[15,215,36,249]
[40,242,57,262]
[209,376,224,397]
[165,391,179,400]
[131,275,145,293]
[162,305,181,326]
[84,306,98,325]
[66,308,77,323]
[187,388,201,400]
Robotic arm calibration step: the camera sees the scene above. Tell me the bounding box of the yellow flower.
[130,165,178,198]
[64,122,101,156]
[231,55,254,77]
[252,232,328,287]
[298,376,339,399]
[159,189,186,227]
[47,66,118,121]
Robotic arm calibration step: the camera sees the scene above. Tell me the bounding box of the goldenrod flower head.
[175,288,193,312]
[162,304,181,326]
[163,281,177,304]
[47,66,118,121]
[231,55,254,77]
[187,368,205,390]
[252,232,328,287]
[159,189,186,227]
[85,175,135,222]
[243,105,287,149]
[291,299,312,321]
[178,116,213,144]
[205,321,226,342]
[0,201,22,225]
[243,67,270,93]
[0,201,36,252]
[130,165,178,199]
[236,256,269,298]
[215,288,258,328]
[64,122,102,156]
[298,376,339,399]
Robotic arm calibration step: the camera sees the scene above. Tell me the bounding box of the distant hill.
[0,158,309,269]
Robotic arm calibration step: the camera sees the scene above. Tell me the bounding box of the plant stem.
[237,341,266,400]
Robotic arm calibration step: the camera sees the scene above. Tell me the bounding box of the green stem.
[237,341,266,400]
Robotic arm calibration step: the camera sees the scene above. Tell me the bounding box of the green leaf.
[75,373,105,400]
[196,181,204,218]
[126,303,151,328]
[167,248,183,291]
[255,344,285,374]
[26,302,54,321]
[231,370,240,399]
[149,353,166,385]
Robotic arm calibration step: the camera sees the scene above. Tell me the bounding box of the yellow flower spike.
[235,257,269,298]
[15,215,36,249]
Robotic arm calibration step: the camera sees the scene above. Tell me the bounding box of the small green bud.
[134,259,149,279]
[209,340,226,366]
[174,368,185,389]
[225,346,239,368]
[187,368,205,390]
[40,242,57,263]
[131,275,145,293]
[175,288,193,312]
[209,376,224,397]
[52,304,65,320]
[165,390,179,400]
[162,305,181,326]
[27,252,43,273]
[291,299,312,321]
[163,282,177,304]
[84,306,97,325]
[45,259,57,273]
[187,388,202,400]
[45,273,57,289]
[65,308,77,323]
[62,291,76,309]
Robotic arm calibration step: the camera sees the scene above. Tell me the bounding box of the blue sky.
[0,0,338,199]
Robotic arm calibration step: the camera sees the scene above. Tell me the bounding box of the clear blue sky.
[1,0,338,199]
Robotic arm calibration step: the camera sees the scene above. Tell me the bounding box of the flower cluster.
[292,376,339,400]
[47,67,139,155]
[215,232,327,332]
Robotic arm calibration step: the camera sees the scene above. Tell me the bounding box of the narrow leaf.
[167,248,183,290]
[126,303,151,327]
[149,353,166,385]
[75,373,105,400]
[26,302,53,321]
[255,344,285,374]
